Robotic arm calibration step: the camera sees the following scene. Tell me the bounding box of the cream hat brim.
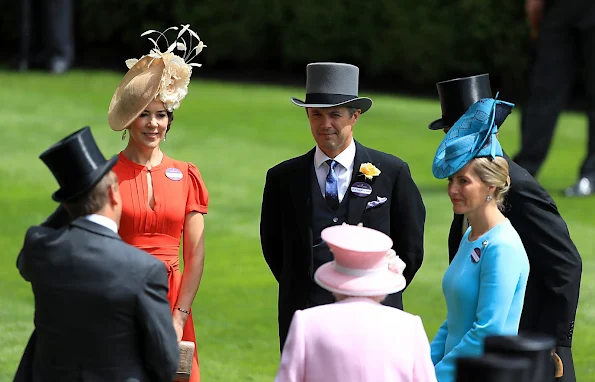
[108,56,165,131]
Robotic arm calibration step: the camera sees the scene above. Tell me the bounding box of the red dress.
[114,152,208,382]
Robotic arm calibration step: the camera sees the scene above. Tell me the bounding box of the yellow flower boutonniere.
[359,162,381,180]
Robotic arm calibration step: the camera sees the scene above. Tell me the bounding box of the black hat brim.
[428,103,513,130]
[52,155,119,202]
[291,97,372,114]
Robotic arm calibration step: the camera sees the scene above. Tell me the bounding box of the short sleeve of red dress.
[186,162,209,215]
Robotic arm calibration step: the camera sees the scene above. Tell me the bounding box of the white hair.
[333,293,387,303]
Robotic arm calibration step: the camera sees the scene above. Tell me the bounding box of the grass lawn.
[0,70,593,381]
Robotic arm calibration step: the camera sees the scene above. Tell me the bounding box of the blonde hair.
[471,157,510,210]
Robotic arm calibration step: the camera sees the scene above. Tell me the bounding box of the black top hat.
[483,334,557,382]
[429,74,514,130]
[456,354,532,382]
[39,126,119,202]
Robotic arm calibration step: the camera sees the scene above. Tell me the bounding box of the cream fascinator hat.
[108,24,206,131]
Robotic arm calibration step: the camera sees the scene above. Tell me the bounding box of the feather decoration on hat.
[125,24,207,112]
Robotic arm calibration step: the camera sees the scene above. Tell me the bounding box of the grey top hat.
[291,62,372,113]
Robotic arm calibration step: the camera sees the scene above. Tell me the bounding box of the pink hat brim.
[314,261,406,297]
[321,225,393,254]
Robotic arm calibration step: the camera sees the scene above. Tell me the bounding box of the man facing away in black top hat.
[260,62,426,351]
[14,127,179,382]
[428,74,582,382]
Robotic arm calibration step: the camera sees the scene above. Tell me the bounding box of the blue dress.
[430,219,530,382]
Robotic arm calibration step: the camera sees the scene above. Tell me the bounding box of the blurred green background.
[1,0,533,96]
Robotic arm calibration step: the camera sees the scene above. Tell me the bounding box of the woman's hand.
[172,309,189,343]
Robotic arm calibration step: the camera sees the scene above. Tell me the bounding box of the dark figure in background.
[513,0,595,196]
[20,0,74,73]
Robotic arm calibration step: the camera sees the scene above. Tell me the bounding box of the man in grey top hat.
[260,62,427,350]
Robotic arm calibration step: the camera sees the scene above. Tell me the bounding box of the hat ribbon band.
[304,93,358,105]
[334,262,387,277]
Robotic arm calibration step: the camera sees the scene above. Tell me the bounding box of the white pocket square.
[366,196,387,210]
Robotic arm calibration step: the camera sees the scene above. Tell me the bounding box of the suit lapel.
[288,149,314,238]
[346,141,374,225]
[448,213,465,263]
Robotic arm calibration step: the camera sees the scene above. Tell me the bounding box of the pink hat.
[314,225,407,296]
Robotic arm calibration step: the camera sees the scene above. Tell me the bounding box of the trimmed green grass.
[1,70,593,381]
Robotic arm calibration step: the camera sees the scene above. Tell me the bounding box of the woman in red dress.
[107,25,208,382]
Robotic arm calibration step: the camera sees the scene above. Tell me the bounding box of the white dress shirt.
[314,139,356,203]
[84,214,118,234]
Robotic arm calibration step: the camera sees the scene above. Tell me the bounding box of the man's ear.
[109,181,120,206]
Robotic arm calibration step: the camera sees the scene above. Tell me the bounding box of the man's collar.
[84,214,118,234]
[314,139,356,170]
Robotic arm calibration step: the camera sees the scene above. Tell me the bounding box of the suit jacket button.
[332,217,338,223]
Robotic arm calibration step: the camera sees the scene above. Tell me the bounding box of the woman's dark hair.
[166,111,174,134]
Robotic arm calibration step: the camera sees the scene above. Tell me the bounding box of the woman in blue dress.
[429,97,530,382]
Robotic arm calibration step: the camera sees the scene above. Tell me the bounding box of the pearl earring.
[486,195,493,202]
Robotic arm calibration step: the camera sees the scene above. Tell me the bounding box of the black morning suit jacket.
[447,154,582,380]
[260,141,426,350]
[14,206,179,382]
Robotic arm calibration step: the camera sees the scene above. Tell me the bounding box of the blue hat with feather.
[432,96,514,179]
